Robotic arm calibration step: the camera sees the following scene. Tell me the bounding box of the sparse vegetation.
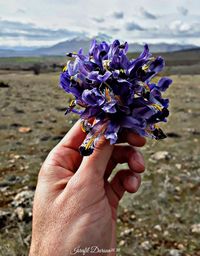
[0,52,200,255]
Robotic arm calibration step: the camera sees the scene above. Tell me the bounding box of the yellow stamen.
[149,57,155,61]
[103,60,110,70]
[144,84,150,91]
[81,121,87,133]
[142,64,149,71]
[63,65,67,71]
[105,87,111,102]
[85,135,96,150]
[152,104,163,111]
[81,126,86,133]
[69,99,75,107]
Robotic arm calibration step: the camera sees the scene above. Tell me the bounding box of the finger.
[106,170,141,208]
[56,120,86,151]
[105,145,145,180]
[75,135,114,180]
[44,120,86,169]
[118,130,146,147]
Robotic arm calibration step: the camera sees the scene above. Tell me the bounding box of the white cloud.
[0,0,200,47]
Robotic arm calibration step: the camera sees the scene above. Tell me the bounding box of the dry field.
[0,69,200,255]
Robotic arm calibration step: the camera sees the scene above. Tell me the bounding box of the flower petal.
[157,77,173,92]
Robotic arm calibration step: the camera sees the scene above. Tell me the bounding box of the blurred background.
[0,0,200,255]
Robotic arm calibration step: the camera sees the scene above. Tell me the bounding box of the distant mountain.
[0,38,199,57]
[128,43,199,53]
[0,49,17,58]
[32,38,92,56]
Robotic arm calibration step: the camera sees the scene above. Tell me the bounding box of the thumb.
[75,136,114,180]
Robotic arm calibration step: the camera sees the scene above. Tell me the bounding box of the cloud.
[0,19,86,41]
[125,21,145,31]
[109,27,120,33]
[146,20,200,39]
[92,17,105,23]
[0,20,35,31]
[113,11,124,19]
[140,7,157,20]
[169,20,190,33]
[177,6,188,16]
[16,9,26,14]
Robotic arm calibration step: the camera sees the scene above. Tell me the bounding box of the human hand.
[29,121,146,256]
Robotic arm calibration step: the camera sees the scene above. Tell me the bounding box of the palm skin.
[29,121,146,256]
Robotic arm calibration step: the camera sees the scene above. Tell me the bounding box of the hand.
[29,121,146,256]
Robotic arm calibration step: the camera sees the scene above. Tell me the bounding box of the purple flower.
[60,39,172,155]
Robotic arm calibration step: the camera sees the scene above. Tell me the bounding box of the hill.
[0,38,199,57]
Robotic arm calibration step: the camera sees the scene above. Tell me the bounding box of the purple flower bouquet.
[60,39,172,156]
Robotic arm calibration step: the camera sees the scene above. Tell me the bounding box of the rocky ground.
[0,71,200,256]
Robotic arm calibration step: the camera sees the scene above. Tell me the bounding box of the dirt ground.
[0,71,200,256]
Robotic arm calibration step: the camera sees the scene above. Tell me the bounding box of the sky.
[0,0,200,48]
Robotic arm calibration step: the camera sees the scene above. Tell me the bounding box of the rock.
[24,234,31,246]
[14,207,32,222]
[140,240,152,251]
[49,118,57,123]
[3,175,24,185]
[130,214,136,220]
[18,127,32,133]
[166,132,181,138]
[120,228,133,237]
[168,249,182,256]
[175,186,181,192]
[158,191,167,201]
[0,175,24,186]
[186,128,200,135]
[0,210,11,228]
[152,151,172,161]
[154,224,162,232]
[175,164,182,170]
[13,107,25,114]
[0,186,9,192]
[12,190,34,208]
[40,135,51,141]
[15,207,25,221]
[119,240,126,247]
[191,223,200,234]
[152,233,158,238]
[35,120,43,124]
[156,168,164,174]
[177,244,185,250]
[0,81,9,88]
[10,123,22,128]
[174,213,181,219]
[0,181,11,187]
[52,135,63,141]
[55,106,66,112]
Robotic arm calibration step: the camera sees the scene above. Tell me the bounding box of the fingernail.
[129,175,138,188]
[135,151,144,167]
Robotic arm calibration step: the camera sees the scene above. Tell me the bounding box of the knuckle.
[67,175,85,192]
